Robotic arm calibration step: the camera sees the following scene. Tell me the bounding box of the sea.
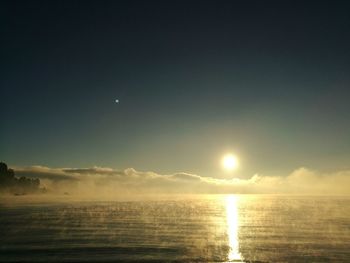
[0,195,349,262]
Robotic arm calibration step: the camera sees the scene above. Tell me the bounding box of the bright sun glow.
[222,154,239,171]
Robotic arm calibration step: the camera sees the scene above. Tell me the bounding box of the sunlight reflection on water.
[226,195,244,262]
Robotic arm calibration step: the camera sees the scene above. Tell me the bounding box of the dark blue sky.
[1,1,350,178]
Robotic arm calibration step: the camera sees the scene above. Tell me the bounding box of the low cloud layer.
[11,165,350,197]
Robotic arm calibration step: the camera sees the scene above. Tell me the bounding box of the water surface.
[0,195,349,262]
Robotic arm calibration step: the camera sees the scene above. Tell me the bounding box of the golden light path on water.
[226,195,244,262]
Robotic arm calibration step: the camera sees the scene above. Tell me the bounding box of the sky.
[1,0,350,180]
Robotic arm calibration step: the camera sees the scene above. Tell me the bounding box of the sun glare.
[222,154,239,171]
[226,195,243,261]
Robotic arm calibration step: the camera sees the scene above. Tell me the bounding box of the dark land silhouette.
[0,162,41,194]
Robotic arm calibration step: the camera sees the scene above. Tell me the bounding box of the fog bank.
[7,165,349,198]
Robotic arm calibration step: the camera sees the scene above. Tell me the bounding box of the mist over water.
[1,195,349,262]
[11,165,350,196]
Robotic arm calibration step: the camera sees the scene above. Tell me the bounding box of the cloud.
[11,165,350,196]
[62,167,115,175]
[169,173,202,181]
[15,166,78,181]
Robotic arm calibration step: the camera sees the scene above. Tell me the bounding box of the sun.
[222,154,239,171]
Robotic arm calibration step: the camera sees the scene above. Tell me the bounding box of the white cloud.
[12,165,350,196]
